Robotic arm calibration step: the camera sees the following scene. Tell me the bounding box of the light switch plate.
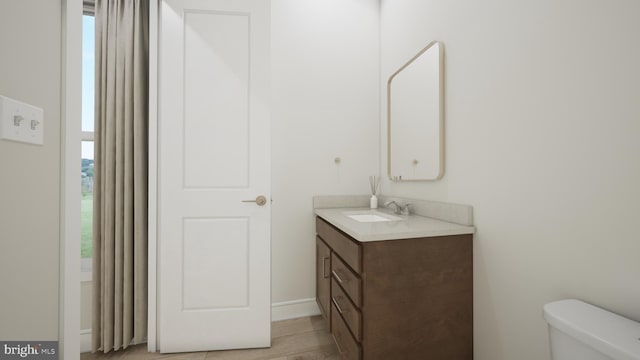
[0,95,44,145]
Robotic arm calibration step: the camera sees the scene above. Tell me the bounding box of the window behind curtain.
[81,14,95,273]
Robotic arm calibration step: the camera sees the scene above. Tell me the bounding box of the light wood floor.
[81,316,338,360]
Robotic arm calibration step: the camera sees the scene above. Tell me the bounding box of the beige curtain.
[92,0,149,353]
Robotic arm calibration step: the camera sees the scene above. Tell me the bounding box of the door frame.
[60,0,82,359]
[147,0,159,351]
[60,0,160,356]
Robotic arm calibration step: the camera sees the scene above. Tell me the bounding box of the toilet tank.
[543,299,640,360]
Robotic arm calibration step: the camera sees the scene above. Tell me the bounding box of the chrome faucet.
[384,201,410,216]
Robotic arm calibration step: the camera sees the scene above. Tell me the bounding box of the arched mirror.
[387,41,444,181]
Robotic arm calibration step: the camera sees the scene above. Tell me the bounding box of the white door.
[158,0,271,353]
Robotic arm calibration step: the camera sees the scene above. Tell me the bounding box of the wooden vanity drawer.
[332,277,361,341]
[316,217,361,272]
[331,253,361,307]
[331,301,361,360]
[316,237,331,326]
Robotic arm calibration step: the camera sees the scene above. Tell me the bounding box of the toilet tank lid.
[543,299,640,360]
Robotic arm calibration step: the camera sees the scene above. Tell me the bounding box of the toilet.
[543,299,640,360]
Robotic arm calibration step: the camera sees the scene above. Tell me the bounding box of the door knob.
[242,195,267,206]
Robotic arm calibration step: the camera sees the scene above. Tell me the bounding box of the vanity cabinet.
[315,216,473,360]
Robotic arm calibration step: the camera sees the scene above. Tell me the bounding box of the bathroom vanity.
[314,197,474,360]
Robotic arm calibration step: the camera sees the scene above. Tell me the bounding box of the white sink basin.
[345,210,402,223]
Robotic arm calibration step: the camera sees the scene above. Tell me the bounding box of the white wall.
[0,0,61,340]
[271,0,380,305]
[380,0,640,359]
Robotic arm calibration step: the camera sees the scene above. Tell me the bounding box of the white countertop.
[314,207,475,242]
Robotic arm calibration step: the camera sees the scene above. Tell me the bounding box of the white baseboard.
[271,298,321,322]
[80,329,91,353]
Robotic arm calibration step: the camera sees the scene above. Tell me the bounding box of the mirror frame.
[387,40,444,181]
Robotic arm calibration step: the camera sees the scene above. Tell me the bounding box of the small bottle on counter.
[370,194,378,209]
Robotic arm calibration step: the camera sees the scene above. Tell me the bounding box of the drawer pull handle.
[332,298,344,314]
[334,333,344,355]
[322,256,330,278]
[332,270,344,284]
